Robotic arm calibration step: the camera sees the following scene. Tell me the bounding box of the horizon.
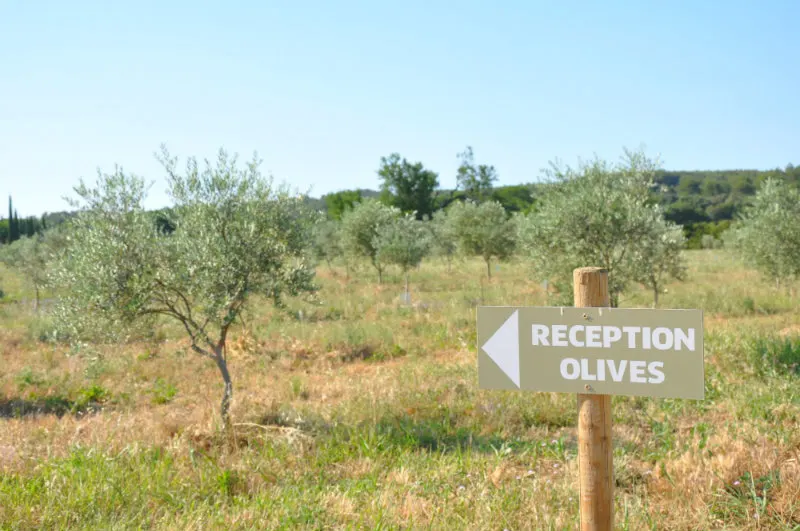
[4,160,798,219]
[2,1,799,217]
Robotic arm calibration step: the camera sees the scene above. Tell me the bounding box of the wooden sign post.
[574,267,613,531]
[476,266,705,530]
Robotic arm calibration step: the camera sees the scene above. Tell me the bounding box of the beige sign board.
[477,306,704,399]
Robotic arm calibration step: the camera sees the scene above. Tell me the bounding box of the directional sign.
[477,306,704,399]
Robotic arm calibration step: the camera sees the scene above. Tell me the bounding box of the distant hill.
[652,166,800,246]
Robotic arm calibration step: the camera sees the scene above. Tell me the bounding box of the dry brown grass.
[1,252,799,529]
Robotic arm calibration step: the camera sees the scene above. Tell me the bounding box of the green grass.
[1,250,800,529]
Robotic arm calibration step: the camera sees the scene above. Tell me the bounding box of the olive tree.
[374,213,431,298]
[312,219,343,270]
[517,148,677,306]
[701,234,723,250]
[340,198,400,283]
[1,235,45,309]
[725,178,800,290]
[49,147,318,429]
[0,229,66,311]
[426,209,458,272]
[631,220,687,307]
[448,200,516,279]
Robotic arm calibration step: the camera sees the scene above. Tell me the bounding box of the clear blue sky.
[1,1,798,217]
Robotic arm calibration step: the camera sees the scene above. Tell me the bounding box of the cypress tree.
[7,196,12,241]
[12,209,20,242]
[8,199,20,242]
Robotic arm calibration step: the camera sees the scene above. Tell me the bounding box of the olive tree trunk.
[212,347,233,433]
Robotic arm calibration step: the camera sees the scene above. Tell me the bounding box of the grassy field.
[1,250,799,530]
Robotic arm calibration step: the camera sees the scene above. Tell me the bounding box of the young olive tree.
[631,219,687,307]
[312,219,343,271]
[374,213,431,297]
[427,209,458,271]
[725,178,800,290]
[0,230,63,311]
[340,198,400,283]
[517,148,672,307]
[448,200,516,279]
[49,147,318,429]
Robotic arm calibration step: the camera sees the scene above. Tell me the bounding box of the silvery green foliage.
[0,235,44,283]
[0,232,53,309]
[339,198,401,283]
[312,219,360,277]
[516,149,669,306]
[427,209,459,269]
[447,200,516,279]
[312,219,343,269]
[49,147,318,425]
[631,218,687,307]
[52,153,317,344]
[725,178,800,286]
[374,213,431,275]
[700,234,715,250]
[49,170,160,343]
[701,234,723,250]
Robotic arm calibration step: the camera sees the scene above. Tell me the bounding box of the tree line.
[319,149,800,249]
[0,196,74,244]
[5,147,797,250]
[1,196,45,244]
[0,144,797,433]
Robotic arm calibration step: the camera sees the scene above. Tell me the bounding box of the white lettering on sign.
[532,324,549,346]
[623,326,639,348]
[552,324,568,346]
[560,358,580,379]
[586,326,601,348]
[569,325,584,347]
[558,358,666,384]
[630,360,646,382]
[608,360,626,382]
[648,361,665,383]
[532,324,696,351]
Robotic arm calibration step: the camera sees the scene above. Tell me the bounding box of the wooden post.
[573,267,613,531]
